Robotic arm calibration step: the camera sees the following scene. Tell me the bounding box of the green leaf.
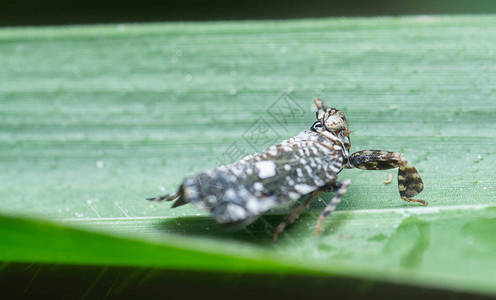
[1,15,496,296]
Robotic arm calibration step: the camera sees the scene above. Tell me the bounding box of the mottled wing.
[180,130,345,227]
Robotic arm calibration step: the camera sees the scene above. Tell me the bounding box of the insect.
[148,98,426,241]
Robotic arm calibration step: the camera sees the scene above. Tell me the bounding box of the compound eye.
[310,121,324,132]
[324,116,346,131]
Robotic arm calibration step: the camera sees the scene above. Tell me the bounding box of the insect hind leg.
[273,189,323,242]
[315,179,350,235]
[398,160,426,206]
[348,150,426,206]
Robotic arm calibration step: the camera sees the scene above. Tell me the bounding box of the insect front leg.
[315,179,350,235]
[273,189,323,242]
[348,150,426,206]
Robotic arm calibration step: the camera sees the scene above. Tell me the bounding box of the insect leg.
[348,150,426,206]
[384,173,393,184]
[315,179,350,235]
[273,189,323,242]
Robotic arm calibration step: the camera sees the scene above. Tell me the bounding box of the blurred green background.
[1,1,496,299]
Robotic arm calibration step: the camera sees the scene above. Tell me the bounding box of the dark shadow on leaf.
[155,211,350,246]
[155,214,308,246]
[384,216,431,270]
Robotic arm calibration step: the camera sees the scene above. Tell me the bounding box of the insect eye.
[324,117,346,131]
[310,121,324,132]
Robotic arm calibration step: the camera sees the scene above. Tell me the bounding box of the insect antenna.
[349,127,363,134]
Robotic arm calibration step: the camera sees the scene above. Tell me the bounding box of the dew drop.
[96,161,104,169]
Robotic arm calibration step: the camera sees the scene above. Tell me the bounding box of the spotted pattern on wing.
[182,130,346,226]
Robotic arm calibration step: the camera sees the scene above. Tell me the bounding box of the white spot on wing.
[246,197,274,214]
[328,164,340,173]
[305,165,313,174]
[229,165,244,177]
[225,189,236,199]
[245,198,259,214]
[227,204,246,220]
[255,161,277,179]
[314,178,325,186]
[268,146,278,156]
[294,184,315,195]
[205,195,217,205]
[288,192,300,199]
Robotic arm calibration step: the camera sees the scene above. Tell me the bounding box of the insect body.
[148,98,425,241]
